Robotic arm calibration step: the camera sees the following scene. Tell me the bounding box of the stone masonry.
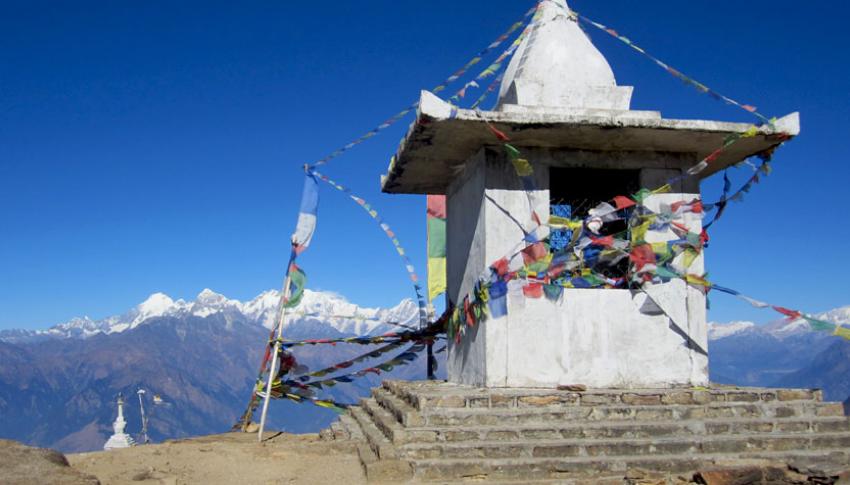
[322,380,850,483]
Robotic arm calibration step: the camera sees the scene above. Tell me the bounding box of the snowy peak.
[196,288,229,306]
[240,290,280,328]
[709,304,850,341]
[708,321,755,340]
[130,292,183,327]
[1,288,420,342]
[138,292,175,315]
[815,305,850,325]
[190,289,241,318]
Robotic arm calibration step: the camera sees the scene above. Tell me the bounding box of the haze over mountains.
[0,289,848,453]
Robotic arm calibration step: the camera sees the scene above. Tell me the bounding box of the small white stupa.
[104,393,135,450]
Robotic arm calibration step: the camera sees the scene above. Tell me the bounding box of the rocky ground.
[0,438,99,485]
[1,432,365,485]
[2,432,849,484]
[71,432,365,485]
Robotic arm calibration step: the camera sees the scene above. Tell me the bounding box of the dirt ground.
[68,432,366,485]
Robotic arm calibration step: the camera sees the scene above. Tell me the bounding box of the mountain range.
[0,289,433,453]
[708,306,850,403]
[0,288,419,343]
[1,289,848,454]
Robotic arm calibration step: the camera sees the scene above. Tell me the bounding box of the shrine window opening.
[549,167,641,282]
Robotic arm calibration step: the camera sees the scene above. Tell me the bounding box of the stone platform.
[321,380,850,483]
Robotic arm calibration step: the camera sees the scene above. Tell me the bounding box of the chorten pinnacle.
[104,393,135,450]
[497,0,633,112]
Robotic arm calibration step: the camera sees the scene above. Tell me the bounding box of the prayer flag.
[488,281,508,318]
[292,172,319,254]
[613,195,636,210]
[284,263,307,309]
[427,195,447,302]
[521,242,549,265]
[522,282,543,299]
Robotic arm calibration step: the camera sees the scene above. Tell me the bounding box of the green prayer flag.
[284,265,307,309]
[803,317,835,332]
[427,217,447,257]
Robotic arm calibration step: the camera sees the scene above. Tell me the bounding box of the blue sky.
[1,0,848,329]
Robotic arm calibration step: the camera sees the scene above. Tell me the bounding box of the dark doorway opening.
[549,167,641,219]
[550,167,641,282]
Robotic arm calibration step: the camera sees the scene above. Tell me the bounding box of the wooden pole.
[427,341,435,380]
[426,304,435,380]
[137,389,149,444]
[258,254,295,443]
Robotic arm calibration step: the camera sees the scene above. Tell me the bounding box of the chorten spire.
[497,0,633,112]
[104,393,135,450]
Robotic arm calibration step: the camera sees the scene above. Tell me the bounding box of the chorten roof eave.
[380,90,799,195]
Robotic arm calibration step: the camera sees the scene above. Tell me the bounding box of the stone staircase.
[321,380,850,483]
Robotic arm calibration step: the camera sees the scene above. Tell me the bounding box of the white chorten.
[382,0,799,388]
[104,393,135,450]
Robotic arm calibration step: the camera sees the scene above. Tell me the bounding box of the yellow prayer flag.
[834,325,850,340]
[428,258,447,303]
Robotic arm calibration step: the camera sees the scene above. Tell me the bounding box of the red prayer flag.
[522,283,543,298]
[772,306,802,320]
[491,257,509,276]
[691,201,704,213]
[464,298,475,326]
[613,195,636,210]
[629,244,656,271]
[705,149,722,163]
[591,236,614,248]
[426,195,447,219]
[488,124,511,142]
[521,242,548,265]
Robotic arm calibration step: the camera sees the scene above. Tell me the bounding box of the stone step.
[348,404,400,461]
[394,416,850,444]
[338,413,364,441]
[409,449,850,481]
[346,405,415,482]
[382,380,824,411]
[372,387,424,427]
[412,401,845,427]
[360,397,406,444]
[399,431,850,460]
[372,386,843,429]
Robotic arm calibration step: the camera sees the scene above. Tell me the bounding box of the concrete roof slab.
[381,91,799,194]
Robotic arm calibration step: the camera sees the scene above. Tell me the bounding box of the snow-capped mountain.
[709,304,850,404]
[0,289,420,343]
[814,305,850,326]
[707,320,755,340]
[708,304,850,341]
[0,288,433,453]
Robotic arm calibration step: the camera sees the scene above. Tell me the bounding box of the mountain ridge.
[707,304,850,342]
[0,291,430,453]
[0,289,420,343]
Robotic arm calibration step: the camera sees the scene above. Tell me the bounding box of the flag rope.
[308,5,538,170]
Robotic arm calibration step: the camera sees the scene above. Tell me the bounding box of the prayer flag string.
[308,6,537,170]
[309,169,428,328]
[276,343,427,393]
[566,8,773,126]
